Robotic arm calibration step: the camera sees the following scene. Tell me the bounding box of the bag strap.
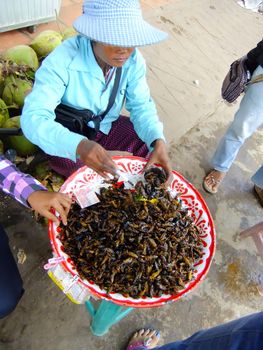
[0,128,23,135]
[101,67,122,118]
[0,69,122,138]
[92,67,122,132]
[248,73,263,85]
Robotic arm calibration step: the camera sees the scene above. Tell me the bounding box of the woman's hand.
[27,191,72,225]
[76,139,118,178]
[144,139,173,185]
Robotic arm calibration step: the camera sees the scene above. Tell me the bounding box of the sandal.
[126,329,160,350]
[203,170,226,194]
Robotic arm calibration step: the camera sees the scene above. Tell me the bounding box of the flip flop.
[203,170,225,194]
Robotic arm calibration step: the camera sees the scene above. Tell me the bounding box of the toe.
[144,329,150,336]
[139,329,145,336]
[147,330,156,338]
[130,330,141,342]
[133,331,139,338]
[143,329,161,348]
[203,177,216,194]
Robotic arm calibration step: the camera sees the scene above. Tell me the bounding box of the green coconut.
[3,116,38,156]
[62,27,77,41]
[0,61,4,83]
[0,80,4,97]
[2,76,32,109]
[0,98,9,127]
[0,61,6,95]
[30,30,62,59]
[33,161,51,180]
[0,114,6,128]
[3,45,39,71]
[0,139,3,154]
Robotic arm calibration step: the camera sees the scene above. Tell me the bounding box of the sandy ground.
[0,0,263,349]
[141,0,263,144]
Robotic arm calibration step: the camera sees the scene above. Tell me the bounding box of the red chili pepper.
[112,181,124,189]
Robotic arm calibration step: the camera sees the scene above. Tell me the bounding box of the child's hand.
[27,191,72,225]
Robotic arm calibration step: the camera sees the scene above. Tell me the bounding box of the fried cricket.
[59,168,203,298]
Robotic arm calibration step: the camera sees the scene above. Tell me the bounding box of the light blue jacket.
[21,36,165,161]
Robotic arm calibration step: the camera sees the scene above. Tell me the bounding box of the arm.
[246,38,263,73]
[21,40,85,162]
[0,156,71,224]
[21,38,116,176]
[0,155,46,207]
[125,51,172,182]
[125,51,165,149]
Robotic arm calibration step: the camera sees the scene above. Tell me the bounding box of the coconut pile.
[0,27,76,157]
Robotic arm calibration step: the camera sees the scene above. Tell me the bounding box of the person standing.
[203,38,263,202]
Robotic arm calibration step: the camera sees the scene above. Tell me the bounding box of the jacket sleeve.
[20,41,85,162]
[0,156,46,207]
[125,51,165,150]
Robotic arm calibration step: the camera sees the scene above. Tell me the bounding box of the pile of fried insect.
[59,168,203,298]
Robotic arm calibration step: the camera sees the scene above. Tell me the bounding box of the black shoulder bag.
[55,67,122,140]
[0,68,122,139]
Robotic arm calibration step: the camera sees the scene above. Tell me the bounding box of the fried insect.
[59,168,204,298]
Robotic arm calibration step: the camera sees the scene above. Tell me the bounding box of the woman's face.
[92,42,135,67]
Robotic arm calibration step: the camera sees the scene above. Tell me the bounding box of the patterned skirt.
[49,116,149,178]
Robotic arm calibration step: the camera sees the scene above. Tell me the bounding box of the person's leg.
[95,116,149,157]
[150,312,263,350]
[176,311,263,350]
[0,225,24,318]
[213,66,263,172]
[126,312,263,350]
[203,65,263,193]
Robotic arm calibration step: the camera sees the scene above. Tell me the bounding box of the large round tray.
[48,156,215,308]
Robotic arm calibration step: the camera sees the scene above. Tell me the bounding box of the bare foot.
[126,329,160,350]
[203,169,226,194]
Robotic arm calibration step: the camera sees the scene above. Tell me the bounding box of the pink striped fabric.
[49,116,149,178]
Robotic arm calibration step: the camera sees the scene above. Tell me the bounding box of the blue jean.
[137,312,263,350]
[0,224,24,318]
[212,65,263,172]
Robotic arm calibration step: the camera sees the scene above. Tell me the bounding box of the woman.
[0,155,71,318]
[21,0,172,182]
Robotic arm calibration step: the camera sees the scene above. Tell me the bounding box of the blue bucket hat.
[73,0,168,47]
